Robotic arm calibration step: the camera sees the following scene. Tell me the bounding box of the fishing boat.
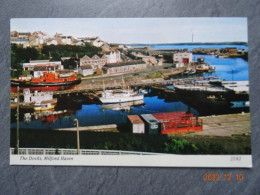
[196,63,215,72]
[11,71,81,92]
[34,103,55,111]
[99,89,144,104]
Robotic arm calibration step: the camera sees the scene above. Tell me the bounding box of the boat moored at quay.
[99,89,144,104]
[11,71,81,92]
[174,80,249,104]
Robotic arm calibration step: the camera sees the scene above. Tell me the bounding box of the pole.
[74,118,80,155]
[16,86,19,154]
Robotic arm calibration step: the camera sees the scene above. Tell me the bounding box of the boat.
[100,99,145,111]
[196,63,215,72]
[11,71,81,92]
[99,89,144,104]
[139,89,148,94]
[34,103,55,111]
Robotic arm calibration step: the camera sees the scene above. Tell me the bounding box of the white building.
[92,38,104,47]
[47,39,58,45]
[23,88,53,104]
[173,52,193,64]
[60,36,73,45]
[106,51,122,64]
[78,65,94,76]
[22,60,63,71]
[10,39,30,48]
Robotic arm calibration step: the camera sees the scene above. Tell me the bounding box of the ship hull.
[100,95,144,104]
[11,79,81,92]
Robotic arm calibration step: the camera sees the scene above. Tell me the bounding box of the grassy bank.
[11,129,251,154]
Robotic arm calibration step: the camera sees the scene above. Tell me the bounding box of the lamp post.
[74,118,80,155]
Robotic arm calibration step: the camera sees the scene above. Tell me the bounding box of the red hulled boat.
[11,72,81,92]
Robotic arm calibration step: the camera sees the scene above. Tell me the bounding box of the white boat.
[99,89,144,103]
[100,100,144,111]
[139,89,148,94]
[34,103,55,111]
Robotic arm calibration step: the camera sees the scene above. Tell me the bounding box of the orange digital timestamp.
[204,174,244,181]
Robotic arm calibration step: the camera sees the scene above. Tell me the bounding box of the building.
[10,39,30,48]
[106,51,122,64]
[22,60,63,78]
[127,115,145,134]
[101,42,110,52]
[54,33,74,45]
[28,31,49,46]
[224,48,237,54]
[46,39,58,45]
[102,60,147,75]
[78,65,94,76]
[23,88,53,104]
[76,41,85,46]
[92,38,105,47]
[32,66,56,78]
[80,54,107,70]
[10,31,19,39]
[18,32,30,39]
[173,52,193,64]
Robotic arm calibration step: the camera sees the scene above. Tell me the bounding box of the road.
[81,63,174,84]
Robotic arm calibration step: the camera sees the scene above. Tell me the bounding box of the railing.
[10,148,168,155]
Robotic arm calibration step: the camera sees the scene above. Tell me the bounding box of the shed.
[127,115,145,134]
[140,114,160,134]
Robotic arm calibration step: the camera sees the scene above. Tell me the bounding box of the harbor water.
[11,44,249,131]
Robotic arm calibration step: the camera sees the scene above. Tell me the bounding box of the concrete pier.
[54,124,118,132]
[195,113,250,137]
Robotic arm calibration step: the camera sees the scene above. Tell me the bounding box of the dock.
[51,75,219,97]
[193,113,250,137]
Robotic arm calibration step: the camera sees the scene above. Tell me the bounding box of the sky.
[10,18,248,44]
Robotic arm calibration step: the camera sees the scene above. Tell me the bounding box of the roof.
[11,39,29,42]
[104,60,146,68]
[81,54,107,60]
[80,65,92,70]
[33,66,55,71]
[128,115,144,124]
[30,60,50,63]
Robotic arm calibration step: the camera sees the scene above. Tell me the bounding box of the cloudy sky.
[11,18,248,44]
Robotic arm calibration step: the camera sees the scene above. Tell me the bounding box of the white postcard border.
[10,155,252,168]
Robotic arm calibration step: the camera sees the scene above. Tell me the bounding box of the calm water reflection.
[11,44,249,130]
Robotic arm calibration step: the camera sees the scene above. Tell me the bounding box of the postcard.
[10,18,252,167]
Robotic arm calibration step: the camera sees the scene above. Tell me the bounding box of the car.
[133,73,139,76]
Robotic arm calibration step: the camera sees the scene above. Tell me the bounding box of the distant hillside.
[126,42,248,47]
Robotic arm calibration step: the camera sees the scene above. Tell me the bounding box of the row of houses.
[10,31,109,50]
[78,60,147,76]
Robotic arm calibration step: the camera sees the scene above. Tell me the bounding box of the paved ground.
[194,113,250,137]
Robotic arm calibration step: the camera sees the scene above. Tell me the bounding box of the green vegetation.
[41,43,101,61]
[163,138,198,154]
[146,71,163,79]
[10,43,102,77]
[10,129,251,154]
